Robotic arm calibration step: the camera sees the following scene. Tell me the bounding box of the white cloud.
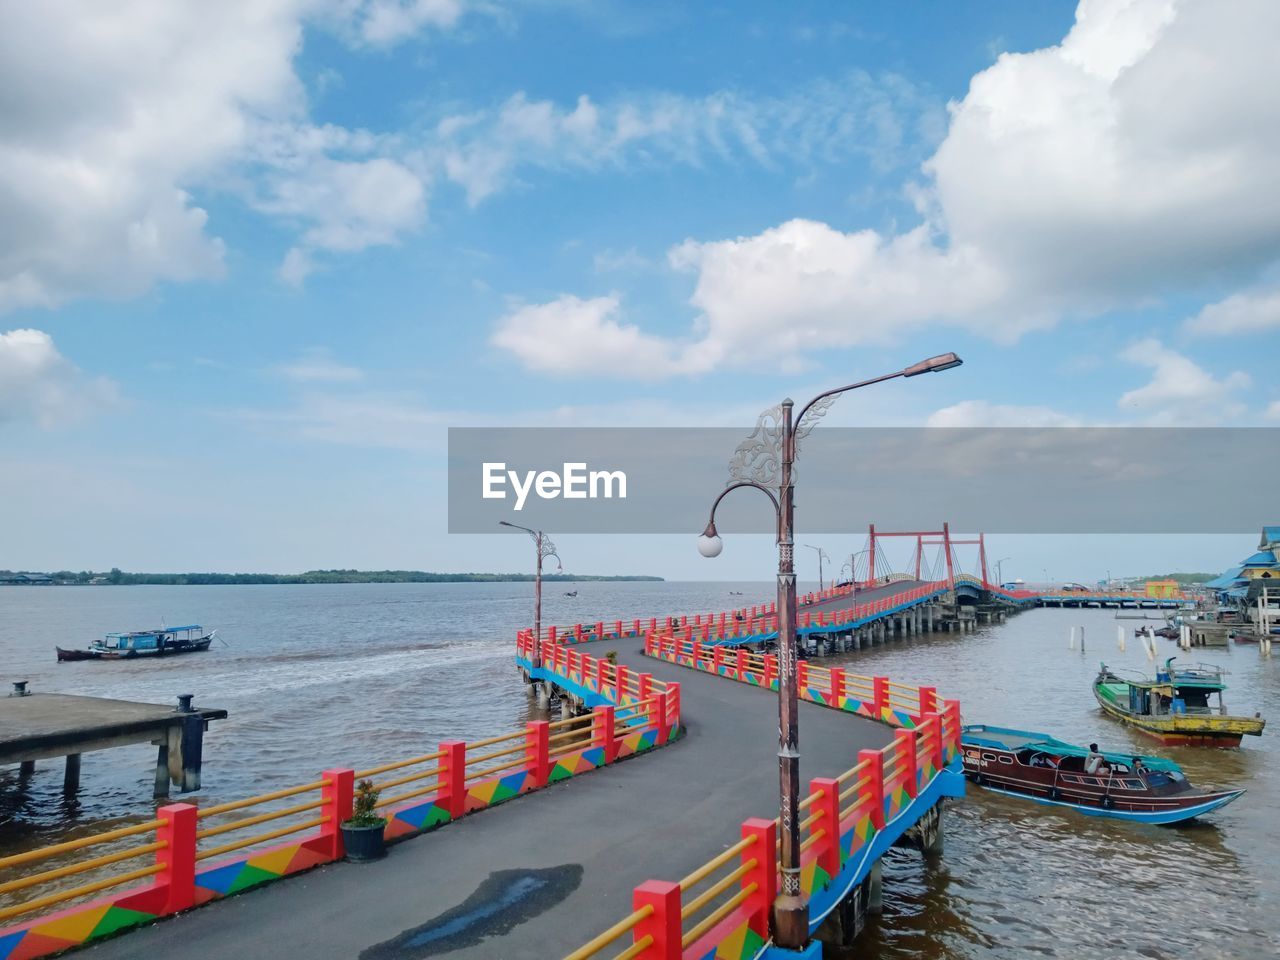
[274,348,365,383]
[1184,283,1280,336]
[495,0,1280,376]
[1267,400,1280,421]
[1117,338,1250,424]
[491,295,687,378]
[437,74,940,204]
[345,0,464,46]
[926,400,1082,428]
[0,1,444,311]
[0,329,118,427]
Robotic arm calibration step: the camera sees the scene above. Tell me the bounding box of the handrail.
[562,904,654,960]
[680,884,756,949]
[197,780,331,819]
[677,835,756,890]
[355,749,446,779]
[0,820,163,872]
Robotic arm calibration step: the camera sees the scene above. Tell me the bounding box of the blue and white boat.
[57,625,216,662]
[960,725,1243,824]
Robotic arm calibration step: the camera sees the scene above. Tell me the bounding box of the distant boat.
[57,625,216,662]
[1094,659,1265,747]
[729,591,743,596]
[563,590,578,598]
[961,725,1244,824]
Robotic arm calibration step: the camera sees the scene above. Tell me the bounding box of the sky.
[2,0,1278,582]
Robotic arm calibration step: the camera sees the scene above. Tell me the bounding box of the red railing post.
[922,711,944,770]
[548,625,557,645]
[810,777,841,877]
[525,720,550,788]
[918,685,938,717]
[895,728,919,799]
[633,618,641,635]
[763,654,777,689]
[632,879,681,959]
[317,768,354,861]
[637,672,653,706]
[616,662,630,703]
[654,691,671,743]
[615,619,623,637]
[667,682,681,729]
[830,667,845,705]
[944,698,962,759]
[595,656,608,693]
[735,647,747,680]
[712,645,724,674]
[691,640,703,671]
[859,749,885,830]
[593,705,618,763]
[440,740,468,819]
[596,620,604,639]
[155,802,198,913]
[740,817,776,940]
[873,675,889,717]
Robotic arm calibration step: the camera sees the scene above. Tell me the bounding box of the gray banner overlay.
[448,427,1280,534]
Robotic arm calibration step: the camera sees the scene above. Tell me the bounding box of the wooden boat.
[1093,659,1264,747]
[960,725,1244,824]
[57,625,216,662]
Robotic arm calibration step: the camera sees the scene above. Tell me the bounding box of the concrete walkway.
[802,580,929,617]
[81,640,892,960]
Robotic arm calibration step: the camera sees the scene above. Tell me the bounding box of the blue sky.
[2,0,1278,581]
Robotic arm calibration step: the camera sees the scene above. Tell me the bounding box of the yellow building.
[1145,579,1179,598]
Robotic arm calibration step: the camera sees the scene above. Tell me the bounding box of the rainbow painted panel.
[684,911,767,960]
[0,886,166,960]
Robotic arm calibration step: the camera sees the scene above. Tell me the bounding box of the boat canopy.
[105,625,203,639]
[961,725,1181,772]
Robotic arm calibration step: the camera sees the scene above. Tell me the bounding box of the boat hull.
[960,735,1243,824]
[56,636,214,662]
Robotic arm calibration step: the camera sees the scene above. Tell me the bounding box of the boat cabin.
[98,625,206,653]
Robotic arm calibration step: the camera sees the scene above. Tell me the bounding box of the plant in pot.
[340,779,387,862]
[605,650,618,665]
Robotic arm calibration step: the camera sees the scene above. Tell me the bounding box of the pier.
[0,542,1194,960]
[0,685,225,797]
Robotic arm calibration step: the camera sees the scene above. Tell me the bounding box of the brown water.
[825,606,1280,960]
[2,586,1277,957]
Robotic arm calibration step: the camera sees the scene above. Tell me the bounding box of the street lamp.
[696,351,962,948]
[803,545,829,592]
[499,521,562,664]
[994,556,1011,586]
[841,548,871,586]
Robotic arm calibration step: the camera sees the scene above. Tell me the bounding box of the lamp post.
[499,521,562,665]
[994,556,1012,586]
[696,352,963,948]
[803,545,830,592]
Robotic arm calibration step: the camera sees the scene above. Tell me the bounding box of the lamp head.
[697,520,723,559]
[903,352,963,377]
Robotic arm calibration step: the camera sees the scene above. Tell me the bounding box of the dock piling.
[62,753,81,794]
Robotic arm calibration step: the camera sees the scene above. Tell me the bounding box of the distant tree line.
[1136,573,1217,585]
[0,568,662,585]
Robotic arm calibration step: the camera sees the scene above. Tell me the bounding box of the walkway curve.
[77,639,893,960]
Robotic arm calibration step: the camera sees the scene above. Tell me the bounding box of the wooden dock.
[0,684,226,796]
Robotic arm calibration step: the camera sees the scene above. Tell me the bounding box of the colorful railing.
[564,682,963,959]
[644,634,957,732]
[0,670,682,959]
[525,582,956,650]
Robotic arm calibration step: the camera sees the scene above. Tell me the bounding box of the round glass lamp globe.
[697,535,723,558]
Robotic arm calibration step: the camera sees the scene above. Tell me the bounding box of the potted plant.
[605,650,618,665]
[340,779,387,862]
